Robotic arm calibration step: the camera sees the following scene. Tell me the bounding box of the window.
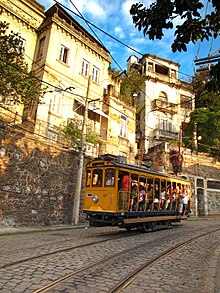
[105,168,115,187]
[92,66,99,82]
[86,170,91,187]
[50,88,62,115]
[59,45,68,63]
[120,115,127,138]
[47,130,58,141]
[180,95,192,110]
[37,37,45,59]
[92,169,103,186]
[81,59,89,76]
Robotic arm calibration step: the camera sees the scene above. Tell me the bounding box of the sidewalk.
[0,222,88,236]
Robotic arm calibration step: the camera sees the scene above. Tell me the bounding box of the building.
[100,71,137,164]
[127,54,195,162]
[0,0,137,162]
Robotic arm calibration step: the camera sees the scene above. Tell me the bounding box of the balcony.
[154,129,179,140]
[152,99,178,114]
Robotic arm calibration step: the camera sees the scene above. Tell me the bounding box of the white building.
[127,54,195,158]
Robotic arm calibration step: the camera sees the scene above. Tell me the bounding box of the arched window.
[159,91,168,102]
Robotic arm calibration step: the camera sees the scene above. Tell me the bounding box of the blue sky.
[39,0,219,81]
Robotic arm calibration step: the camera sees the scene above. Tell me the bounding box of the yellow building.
[0,0,137,162]
[0,0,45,122]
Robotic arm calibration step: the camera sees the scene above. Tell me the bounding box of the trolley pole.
[72,75,91,225]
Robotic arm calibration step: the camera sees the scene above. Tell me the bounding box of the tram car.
[83,154,192,232]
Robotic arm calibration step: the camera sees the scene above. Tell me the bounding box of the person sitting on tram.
[154,184,160,211]
[146,184,153,211]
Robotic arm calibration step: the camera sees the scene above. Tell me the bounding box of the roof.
[87,154,190,183]
[45,3,110,54]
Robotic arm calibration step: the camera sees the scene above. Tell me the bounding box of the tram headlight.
[92,194,99,203]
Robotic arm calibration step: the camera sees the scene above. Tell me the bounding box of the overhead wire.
[53,0,194,80]
[0,56,154,131]
[1,0,197,133]
[66,0,194,109]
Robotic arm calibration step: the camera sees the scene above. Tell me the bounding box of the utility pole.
[72,75,91,225]
[179,125,182,153]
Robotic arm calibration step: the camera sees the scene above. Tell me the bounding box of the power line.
[53,0,193,80]
[68,0,124,74]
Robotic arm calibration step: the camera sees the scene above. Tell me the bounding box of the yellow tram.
[83,154,192,231]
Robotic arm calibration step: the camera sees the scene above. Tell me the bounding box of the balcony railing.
[154,129,179,140]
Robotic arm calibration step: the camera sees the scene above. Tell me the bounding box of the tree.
[0,21,41,104]
[185,65,220,156]
[120,69,145,103]
[130,0,220,52]
[61,118,99,148]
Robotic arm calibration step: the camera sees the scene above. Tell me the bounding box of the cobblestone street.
[0,217,220,292]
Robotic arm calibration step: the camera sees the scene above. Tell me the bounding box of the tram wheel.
[150,222,156,231]
[142,223,150,233]
[125,226,132,232]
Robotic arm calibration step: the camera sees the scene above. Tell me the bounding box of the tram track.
[32,227,220,293]
[0,231,134,269]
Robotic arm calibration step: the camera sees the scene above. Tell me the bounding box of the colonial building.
[127,54,195,161]
[0,0,137,163]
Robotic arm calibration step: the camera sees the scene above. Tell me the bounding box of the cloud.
[114,26,125,39]
[83,0,106,20]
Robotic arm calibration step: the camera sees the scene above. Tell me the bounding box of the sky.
[38,0,219,82]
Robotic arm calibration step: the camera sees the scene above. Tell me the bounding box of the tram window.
[86,170,91,187]
[92,169,103,186]
[140,176,147,186]
[105,168,115,187]
[131,174,138,185]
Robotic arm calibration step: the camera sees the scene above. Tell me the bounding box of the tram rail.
[33,227,220,293]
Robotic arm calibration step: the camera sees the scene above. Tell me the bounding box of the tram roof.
[87,154,190,183]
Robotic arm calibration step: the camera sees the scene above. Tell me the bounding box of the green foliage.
[0,21,41,104]
[86,131,99,145]
[120,69,145,102]
[187,106,220,156]
[130,0,220,52]
[61,119,99,146]
[185,62,220,156]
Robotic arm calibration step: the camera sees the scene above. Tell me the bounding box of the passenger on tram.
[165,186,172,210]
[171,188,177,210]
[146,185,153,211]
[138,185,146,211]
[178,190,184,217]
[118,172,130,210]
[160,187,166,210]
[105,170,115,186]
[182,187,190,215]
[154,184,160,211]
[130,184,138,211]
[92,170,102,186]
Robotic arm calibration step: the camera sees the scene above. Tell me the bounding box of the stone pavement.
[0,220,220,293]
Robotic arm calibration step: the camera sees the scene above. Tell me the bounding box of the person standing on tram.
[119,172,130,210]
